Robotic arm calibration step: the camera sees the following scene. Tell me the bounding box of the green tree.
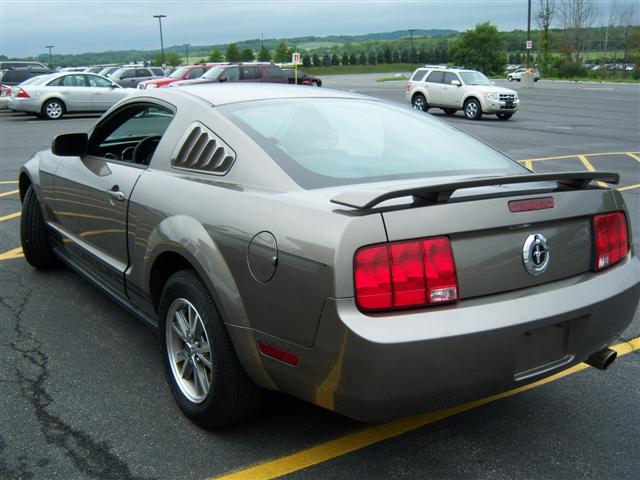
[330,53,339,65]
[208,48,223,62]
[240,48,254,62]
[153,52,163,66]
[165,52,182,66]
[341,52,349,65]
[349,53,358,65]
[312,53,321,66]
[302,54,311,68]
[273,41,289,63]
[359,50,367,65]
[257,45,271,61]
[450,22,506,74]
[225,43,241,62]
[383,45,392,63]
[322,54,331,66]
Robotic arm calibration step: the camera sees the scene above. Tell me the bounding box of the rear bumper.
[8,97,40,113]
[241,254,639,422]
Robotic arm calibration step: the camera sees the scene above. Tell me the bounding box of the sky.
[0,0,626,58]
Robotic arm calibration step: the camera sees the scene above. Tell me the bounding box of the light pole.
[153,14,166,65]
[408,29,416,68]
[526,0,531,68]
[184,44,190,64]
[45,45,54,68]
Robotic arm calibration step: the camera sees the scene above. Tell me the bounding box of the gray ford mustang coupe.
[19,84,639,429]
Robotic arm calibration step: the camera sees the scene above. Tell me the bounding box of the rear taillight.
[16,88,30,98]
[593,212,629,271]
[0,85,10,96]
[354,236,458,312]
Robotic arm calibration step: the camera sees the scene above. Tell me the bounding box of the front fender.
[19,150,63,222]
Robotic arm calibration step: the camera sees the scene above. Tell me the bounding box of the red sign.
[526,40,533,50]
[292,52,301,64]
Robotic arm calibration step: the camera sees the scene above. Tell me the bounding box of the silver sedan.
[7,72,130,119]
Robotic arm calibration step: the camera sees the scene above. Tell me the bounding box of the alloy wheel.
[46,102,62,119]
[165,298,213,403]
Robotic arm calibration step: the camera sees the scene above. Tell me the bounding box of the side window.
[240,66,261,80]
[411,69,427,81]
[136,69,150,77]
[47,76,64,87]
[187,68,203,79]
[87,104,175,166]
[121,69,136,79]
[426,71,444,84]
[443,73,458,85]
[86,75,112,88]
[224,67,240,81]
[61,75,87,87]
[265,66,285,79]
[151,68,165,76]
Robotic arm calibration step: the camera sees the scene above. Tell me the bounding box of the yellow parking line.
[0,180,18,185]
[0,189,19,198]
[627,152,640,163]
[618,183,640,192]
[523,151,640,162]
[577,155,607,187]
[523,160,533,171]
[0,247,23,261]
[0,212,20,222]
[210,337,640,480]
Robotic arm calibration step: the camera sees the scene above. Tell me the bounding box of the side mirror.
[491,81,496,86]
[52,133,88,157]
[451,79,461,87]
[111,83,118,88]
[219,76,228,83]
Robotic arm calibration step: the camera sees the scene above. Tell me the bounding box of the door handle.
[61,90,70,94]
[107,185,125,202]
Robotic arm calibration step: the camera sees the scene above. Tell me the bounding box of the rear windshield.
[219,99,524,189]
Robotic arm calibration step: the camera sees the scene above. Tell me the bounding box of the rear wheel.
[496,113,513,120]
[442,108,456,116]
[159,270,263,429]
[20,185,58,269]
[311,80,321,87]
[411,93,428,112]
[41,99,65,120]
[507,76,513,82]
[463,98,483,120]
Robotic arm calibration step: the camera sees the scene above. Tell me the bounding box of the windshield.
[202,66,225,79]
[219,99,523,189]
[169,67,189,79]
[459,71,492,86]
[21,74,54,85]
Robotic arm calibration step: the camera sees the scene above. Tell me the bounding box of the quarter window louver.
[171,123,236,175]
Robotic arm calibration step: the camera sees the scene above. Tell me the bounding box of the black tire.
[311,80,321,87]
[41,99,65,120]
[496,113,514,120]
[534,78,539,82]
[20,185,58,269]
[159,270,263,429]
[463,98,483,120]
[442,108,456,116]
[507,76,513,82]
[411,93,428,112]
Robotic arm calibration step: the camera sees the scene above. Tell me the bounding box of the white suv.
[406,67,519,120]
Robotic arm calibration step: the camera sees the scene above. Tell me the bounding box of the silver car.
[110,66,166,88]
[8,72,129,119]
[18,84,640,429]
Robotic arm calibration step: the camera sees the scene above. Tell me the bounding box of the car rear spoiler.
[330,171,620,209]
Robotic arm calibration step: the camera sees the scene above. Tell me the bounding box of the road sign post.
[292,51,300,85]
[526,40,532,50]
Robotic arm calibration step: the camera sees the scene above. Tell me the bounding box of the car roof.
[167,83,365,106]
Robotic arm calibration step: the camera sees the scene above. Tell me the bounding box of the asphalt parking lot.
[1,76,639,480]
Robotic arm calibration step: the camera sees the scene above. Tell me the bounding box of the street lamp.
[184,43,190,64]
[153,14,167,65]
[408,29,416,68]
[45,45,54,68]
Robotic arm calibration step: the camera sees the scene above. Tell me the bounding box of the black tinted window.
[240,66,261,80]
[151,68,164,76]
[426,71,445,84]
[121,69,136,79]
[265,66,285,79]
[411,69,428,81]
[224,67,240,81]
[443,73,458,85]
[187,67,204,79]
[136,69,150,77]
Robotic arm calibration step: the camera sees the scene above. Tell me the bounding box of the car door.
[86,74,128,111]
[423,70,445,105]
[118,69,139,88]
[239,66,261,83]
[135,68,154,84]
[53,101,175,295]
[440,72,463,107]
[46,74,94,111]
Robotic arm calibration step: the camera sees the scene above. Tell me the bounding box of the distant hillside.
[5,29,458,66]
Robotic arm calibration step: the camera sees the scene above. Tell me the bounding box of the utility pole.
[153,14,167,65]
[45,45,54,68]
[526,0,531,68]
[408,29,416,68]
[261,32,264,51]
[184,43,190,64]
